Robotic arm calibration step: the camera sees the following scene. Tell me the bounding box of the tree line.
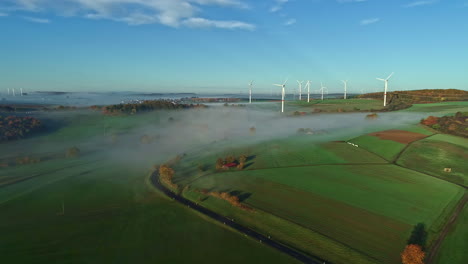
[100,100,207,115]
[421,112,468,138]
[0,115,42,142]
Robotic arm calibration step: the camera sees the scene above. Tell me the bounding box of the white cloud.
[183,17,255,30]
[360,17,380,25]
[403,0,438,8]
[22,16,50,23]
[283,18,296,26]
[1,0,254,30]
[270,0,289,13]
[0,12,9,17]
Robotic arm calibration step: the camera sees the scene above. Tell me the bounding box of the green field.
[183,163,463,264]
[2,101,467,264]
[0,111,298,264]
[348,135,406,161]
[403,101,468,114]
[435,202,468,264]
[397,137,468,187]
[288,99,384,112]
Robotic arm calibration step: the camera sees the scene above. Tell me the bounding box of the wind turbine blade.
[376,78,385,81]
[283,78,289,85]
[273,84,283,87]
[386,72,394,80]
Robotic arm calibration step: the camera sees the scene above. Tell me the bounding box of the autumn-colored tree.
[66,147,80,158]
[159,164,177,189]
[239,155,247,164]
[159,164,174,180]
[401,244,425,264]
[226,156,236,164]
[215,158,224,170]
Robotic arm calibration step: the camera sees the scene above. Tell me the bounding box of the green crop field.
[435,202,468,264]
[288,99,384,112]
[0,111,298,264]
[348,135,406,161]
[403,101,468,114]
[173,137,388,186]
[184,163,464,264]
[2,100,467,264]
[426,133,468,148]
[397,138,468,187]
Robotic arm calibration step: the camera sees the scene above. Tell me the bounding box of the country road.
[149,171,327,264]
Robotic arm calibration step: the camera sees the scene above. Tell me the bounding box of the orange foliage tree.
[401,244,425,264]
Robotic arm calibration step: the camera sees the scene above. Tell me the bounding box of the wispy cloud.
[283,18,296,26]
[270,0,289,12]
[22,16,50,23]
[183,17,255,30]
[360,17,380,25]
[0,12,8,17]
[403,0,438,8]
[1,0,254,30]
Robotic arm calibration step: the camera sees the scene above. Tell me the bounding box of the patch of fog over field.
[0,105,429,166]
[102,106,429,166]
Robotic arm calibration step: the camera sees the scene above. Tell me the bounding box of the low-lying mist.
[1,104,430,169]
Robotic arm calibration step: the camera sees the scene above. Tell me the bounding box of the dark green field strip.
[244,180,409,264]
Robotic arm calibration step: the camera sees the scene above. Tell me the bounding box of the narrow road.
[149,171,326,264]
[426,193,468,264]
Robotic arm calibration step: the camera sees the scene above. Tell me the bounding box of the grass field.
[0,111,298,264]
[2,101,467,264]
[288,99,384,112]
[435,202,468,264]
[403,101,468,114]
[183,163,464,264]
[397,138,468,187]
[347,135,406,161]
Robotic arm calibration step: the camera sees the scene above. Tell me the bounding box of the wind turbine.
[297,80,303,101]
[248,81,253,104]
[7,88,10,96]
[376,72,394,107]
[341,80,348,99]
[305,80,311,103]
[20,88,24,96]
[12,88,16,97]
[319,82,327,101]
[273,79,288,113]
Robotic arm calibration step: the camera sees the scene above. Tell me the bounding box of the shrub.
[66,147,80,158]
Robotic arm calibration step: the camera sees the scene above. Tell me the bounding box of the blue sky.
[0,0,467,94]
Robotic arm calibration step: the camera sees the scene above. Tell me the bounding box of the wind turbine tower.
[305,80,311,103]
[273,79,288,113]
[319,82,327,101]
[297,80,303,101]
[7,88,10,96]
[12,88,16,97]
[248,81,253,104]
[376,72,394,107]
[342,80,348,99]
[20,88,24,96]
